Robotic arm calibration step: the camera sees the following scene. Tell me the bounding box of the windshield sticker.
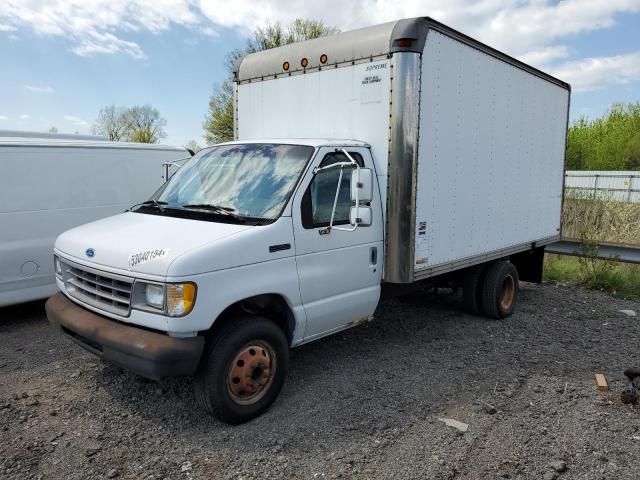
[128,249,169,270]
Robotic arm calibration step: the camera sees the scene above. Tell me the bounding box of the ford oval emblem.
[86,248,95,258]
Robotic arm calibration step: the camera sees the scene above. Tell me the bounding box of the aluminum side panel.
[414,31,568,272]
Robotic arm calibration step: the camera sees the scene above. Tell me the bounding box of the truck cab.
[47,139,383,423]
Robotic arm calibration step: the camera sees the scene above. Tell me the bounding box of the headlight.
[144,283,165,309]
[166,283,197,317]
[133,281,196,316]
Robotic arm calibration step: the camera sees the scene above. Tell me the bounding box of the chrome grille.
[61,261,133,316]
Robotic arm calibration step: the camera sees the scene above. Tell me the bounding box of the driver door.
[292,146,383,341]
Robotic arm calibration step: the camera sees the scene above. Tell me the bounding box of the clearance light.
[282,61,290,71]
[320,54,328,64]
[301,57,309,68]
[396,38,414,48]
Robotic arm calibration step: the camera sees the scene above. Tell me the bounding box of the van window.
[301,152,364,229]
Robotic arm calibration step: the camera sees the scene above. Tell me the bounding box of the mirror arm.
[162,156,191,182]
[326,165,345,232]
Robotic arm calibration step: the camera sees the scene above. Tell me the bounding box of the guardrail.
[546,239,640,264]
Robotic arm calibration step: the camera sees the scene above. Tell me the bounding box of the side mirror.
[351,168,373,203]
[350,206,372,227]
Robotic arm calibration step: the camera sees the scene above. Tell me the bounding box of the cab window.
[301,152,364,229]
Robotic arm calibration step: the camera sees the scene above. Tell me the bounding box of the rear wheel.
[481,261,519,319]
[461,265,486,315]
[194,316,289,424]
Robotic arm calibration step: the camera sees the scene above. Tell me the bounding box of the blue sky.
[1,1,639,147]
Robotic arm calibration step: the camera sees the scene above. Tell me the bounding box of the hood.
[55,212,253,277]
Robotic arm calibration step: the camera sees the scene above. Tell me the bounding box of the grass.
[562,194,640,245]
[544,253,640,300]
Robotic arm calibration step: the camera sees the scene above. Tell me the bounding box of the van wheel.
[461,265,486,315]
[194,316,289,424]
[481,261,519,319]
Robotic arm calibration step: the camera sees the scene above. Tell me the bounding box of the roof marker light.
[320,54,328,64]
[301,57,309,68]
[283,61,290,71]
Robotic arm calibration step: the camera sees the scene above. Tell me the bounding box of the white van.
[46,18,569,424]
[0,132,190,306]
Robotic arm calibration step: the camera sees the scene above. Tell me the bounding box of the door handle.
[370,247,378,265]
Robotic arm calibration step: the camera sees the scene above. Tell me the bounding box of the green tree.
[203,19,339,144]
[203,81,234,145]
[566,102,640,171]
[48,126,58,133]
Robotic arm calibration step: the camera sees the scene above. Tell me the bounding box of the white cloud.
[64,115,88,126]
[195,0,640,60]
[19,113,31,119]
[0,0,639,96]
[0,0,201,59]
[200,25,218,37]
[0,115,8,121]
[551,51,640,92]
[24,84,54,93]
[71,31,145,59]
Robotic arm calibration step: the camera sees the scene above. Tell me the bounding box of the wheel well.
[206,294,296,345]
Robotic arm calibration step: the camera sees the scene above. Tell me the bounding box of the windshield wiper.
[180,203,244,222]
[129,199,167,212]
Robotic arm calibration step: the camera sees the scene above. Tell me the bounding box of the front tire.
[194,316,289,424]
[481,261,519,319]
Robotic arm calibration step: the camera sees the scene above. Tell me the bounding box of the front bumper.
[45,293,205,379]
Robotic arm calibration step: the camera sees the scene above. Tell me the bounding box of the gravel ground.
[1,282,639,480]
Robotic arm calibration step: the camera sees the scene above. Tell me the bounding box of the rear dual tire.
[462,261,519,319]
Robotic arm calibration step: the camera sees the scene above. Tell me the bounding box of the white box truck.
[0,132,190,307]
[46,18,570,424]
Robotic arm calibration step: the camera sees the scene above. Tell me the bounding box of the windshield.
[150,143,314,221]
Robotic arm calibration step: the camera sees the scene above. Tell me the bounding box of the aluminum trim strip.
[383,52,422,283]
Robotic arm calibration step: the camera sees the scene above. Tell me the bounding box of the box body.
[235,17,570,283]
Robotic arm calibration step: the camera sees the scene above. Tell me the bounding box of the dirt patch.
[1,283,639,479]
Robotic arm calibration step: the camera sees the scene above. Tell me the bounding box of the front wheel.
[194,316,289,424]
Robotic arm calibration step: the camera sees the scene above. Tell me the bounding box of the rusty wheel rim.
[227,341,276,405]
[500,275,515,311]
